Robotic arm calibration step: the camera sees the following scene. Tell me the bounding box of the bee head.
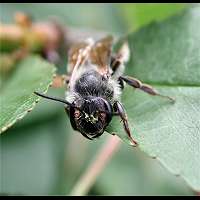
[69,96,112,139]
[33,92,112,140]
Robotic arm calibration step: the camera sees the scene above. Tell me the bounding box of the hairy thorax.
[66,69,121,104]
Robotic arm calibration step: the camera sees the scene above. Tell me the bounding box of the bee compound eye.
[99,112,106,121]
[74,109,81,118]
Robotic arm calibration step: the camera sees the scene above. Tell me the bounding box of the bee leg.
[111,43,130,89]
[118,77,125,90]
[111,56,122,74]
[61,74,71,86]
[113,101,138,146]
[51,74,70,88]
[110,57,125,89]
[119,76,175,102]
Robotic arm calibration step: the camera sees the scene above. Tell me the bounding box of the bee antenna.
[34,91,72,106]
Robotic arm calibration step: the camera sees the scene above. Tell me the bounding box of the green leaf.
[94,140,193,195]
[107,7,200,191]
[0,112,68,195]
[118,3,187,32]
[0,55,56,133]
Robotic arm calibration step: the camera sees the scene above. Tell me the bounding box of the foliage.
[0,3,198,195]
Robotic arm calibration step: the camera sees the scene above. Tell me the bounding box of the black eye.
[99,112,106,121]
[102,101,112,123]
[74,109,81,118]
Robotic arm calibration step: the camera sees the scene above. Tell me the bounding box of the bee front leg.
[110,58,125,89]
[113,101,138,146]
[119,76,175,102]
[51,74,70,88]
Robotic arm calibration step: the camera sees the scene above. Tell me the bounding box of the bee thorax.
[68,69,120,103]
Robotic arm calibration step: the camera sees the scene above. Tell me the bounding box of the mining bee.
[34,36,174,146]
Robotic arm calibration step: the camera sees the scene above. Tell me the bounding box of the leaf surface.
[107,7,200,191]
[0,56,56,133]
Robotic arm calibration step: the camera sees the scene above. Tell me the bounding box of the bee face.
[69,97,112,139]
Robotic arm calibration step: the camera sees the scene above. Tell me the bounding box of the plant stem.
[69,135,121,196]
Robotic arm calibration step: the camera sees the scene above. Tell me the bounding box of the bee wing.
[67,38,94,88]
[89,35,113,75]
[68,39,94,74]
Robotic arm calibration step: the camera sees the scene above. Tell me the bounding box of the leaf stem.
[69,135,121,196]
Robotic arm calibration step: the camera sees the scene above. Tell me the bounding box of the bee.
[34,36,174,146]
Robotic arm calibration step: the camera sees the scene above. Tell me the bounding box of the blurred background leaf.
[117,3,187,32]
[0,3,188,34]
[0,105,68,195]
[0,3,125,34]
[0,3,195,196]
